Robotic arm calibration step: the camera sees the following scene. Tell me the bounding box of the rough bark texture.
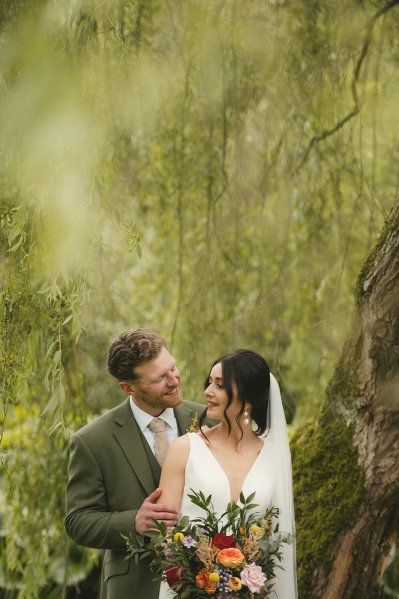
[292,199,399,598]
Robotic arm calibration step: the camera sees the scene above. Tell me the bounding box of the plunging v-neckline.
[195,434,266,503]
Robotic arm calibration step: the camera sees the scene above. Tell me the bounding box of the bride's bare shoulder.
[195,425,219,443]
[162,434,190,472]
[168,433,190,455]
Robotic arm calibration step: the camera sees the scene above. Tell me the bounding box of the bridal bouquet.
[125,490,293,598]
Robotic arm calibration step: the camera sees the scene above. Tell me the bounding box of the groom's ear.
[119,381,135,395]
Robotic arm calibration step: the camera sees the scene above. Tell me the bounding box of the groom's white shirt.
[129,396,179,455]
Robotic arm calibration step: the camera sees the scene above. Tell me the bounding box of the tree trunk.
[292,199,399,598]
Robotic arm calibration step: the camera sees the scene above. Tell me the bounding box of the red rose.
[212,533,236,550]
[165,565,185,592]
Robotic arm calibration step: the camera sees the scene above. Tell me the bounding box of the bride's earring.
[243,408,250,426]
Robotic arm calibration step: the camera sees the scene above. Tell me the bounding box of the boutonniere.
[186,413,210,434]
[186,413,199,433]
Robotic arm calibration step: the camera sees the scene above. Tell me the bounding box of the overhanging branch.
[296,0,399,173]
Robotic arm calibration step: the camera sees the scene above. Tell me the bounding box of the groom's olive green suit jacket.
[65,398,203,599]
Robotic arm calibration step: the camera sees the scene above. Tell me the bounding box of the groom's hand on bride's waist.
[135,488,178,535]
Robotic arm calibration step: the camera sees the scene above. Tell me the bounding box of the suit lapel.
[112,399,155,496]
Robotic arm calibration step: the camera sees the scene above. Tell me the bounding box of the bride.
[157,349,297,598]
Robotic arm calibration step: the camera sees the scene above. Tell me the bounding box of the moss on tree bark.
[292,200,399,598]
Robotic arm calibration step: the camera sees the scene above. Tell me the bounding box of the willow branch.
[296,0,399,173]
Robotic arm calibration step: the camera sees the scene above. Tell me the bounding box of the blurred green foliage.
[1,0,398,596]
[0,407,99,598]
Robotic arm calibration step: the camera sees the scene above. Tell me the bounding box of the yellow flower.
[228,577,242,591]
[249,524,265,537]
[208,572,220,583]
[173,532,185,542]
[250,524,260,533]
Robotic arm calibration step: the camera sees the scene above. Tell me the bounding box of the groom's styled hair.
[108,328,166,381]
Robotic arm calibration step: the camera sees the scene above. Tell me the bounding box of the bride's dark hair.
[198,349,270,438]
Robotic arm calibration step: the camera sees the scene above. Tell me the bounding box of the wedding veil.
[262,373,298,599]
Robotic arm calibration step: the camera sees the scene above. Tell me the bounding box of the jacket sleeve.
[64,432,139,551]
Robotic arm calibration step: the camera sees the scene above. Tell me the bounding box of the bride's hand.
[135,488,178,535]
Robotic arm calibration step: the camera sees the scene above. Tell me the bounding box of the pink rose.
[240,563,267,593]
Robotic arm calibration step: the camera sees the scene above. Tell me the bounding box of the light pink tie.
[148,418,169,466]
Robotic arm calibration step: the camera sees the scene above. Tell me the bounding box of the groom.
[65,328,206,599]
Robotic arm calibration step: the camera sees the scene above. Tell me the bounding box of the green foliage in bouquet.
[125,491,293,598]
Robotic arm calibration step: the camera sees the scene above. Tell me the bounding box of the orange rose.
[196,569,217,594]
[216,547,245,569]
[204,582,217,594]
[196,568,209,589]
[228,576,242,591]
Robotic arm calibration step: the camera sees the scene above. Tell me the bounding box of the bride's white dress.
[159,432,296,598]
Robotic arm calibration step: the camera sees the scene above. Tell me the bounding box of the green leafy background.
[1,0,398,597]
